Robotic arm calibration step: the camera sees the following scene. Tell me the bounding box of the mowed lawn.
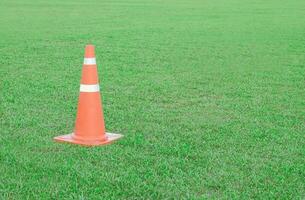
[0,0,304,199]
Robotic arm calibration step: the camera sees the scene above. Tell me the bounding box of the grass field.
[1,0,305,199]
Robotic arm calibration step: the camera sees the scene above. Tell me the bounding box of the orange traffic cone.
[54,45,123,146]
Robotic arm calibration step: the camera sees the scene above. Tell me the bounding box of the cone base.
[54,132,123,146]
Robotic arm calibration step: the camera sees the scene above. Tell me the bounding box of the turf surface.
[0,0,304,199]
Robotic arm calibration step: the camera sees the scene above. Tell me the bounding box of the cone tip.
[85,44,95,58]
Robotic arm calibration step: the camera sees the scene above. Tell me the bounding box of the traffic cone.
[54,45,123,146]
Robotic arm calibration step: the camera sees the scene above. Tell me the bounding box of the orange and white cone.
[54,45,123,146]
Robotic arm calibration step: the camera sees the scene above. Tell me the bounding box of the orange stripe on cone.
[54,45,123,146]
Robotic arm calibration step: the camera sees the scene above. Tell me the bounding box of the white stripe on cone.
[80,84,100,92]
[84,58,96,65]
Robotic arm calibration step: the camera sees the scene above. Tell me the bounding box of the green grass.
[0,0,304,199]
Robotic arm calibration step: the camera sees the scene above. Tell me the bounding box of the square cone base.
[54,133,123,146]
